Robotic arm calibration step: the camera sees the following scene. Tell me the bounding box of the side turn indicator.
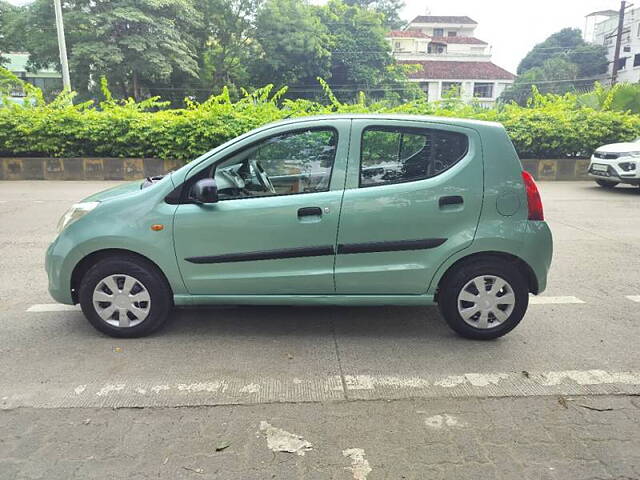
[151,224,164,231]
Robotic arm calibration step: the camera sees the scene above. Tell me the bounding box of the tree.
[517,28,607,79]
[197,0,262,94]
[343,0,405,29]
[317,0,408,101]
[252,0,332,88]
[0,1,24,65]
[20,0,202,99]
[505,28,609,105]
[11,0,413,103]
[567,44,609,78]
[140,0,263,104]
[502,57,579,104]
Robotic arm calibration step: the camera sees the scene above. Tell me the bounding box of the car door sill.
[173,294,435,307]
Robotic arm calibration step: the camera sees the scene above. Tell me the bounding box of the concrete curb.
[0,157,591,181]
[2,369,639,409]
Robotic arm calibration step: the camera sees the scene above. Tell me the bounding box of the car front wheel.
[596,179,618,189]
[438,259,529,340]
[78,256,173,337]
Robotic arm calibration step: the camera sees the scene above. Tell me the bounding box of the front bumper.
[588,156,640,185]
[45,235,81,305]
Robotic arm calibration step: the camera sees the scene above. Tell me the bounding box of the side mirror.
[191,178,218,204]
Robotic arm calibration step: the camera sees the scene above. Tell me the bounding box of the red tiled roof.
[411,15,477,24]
[430,36,488,45]
[400,60,516,81]
[386,30,430,38]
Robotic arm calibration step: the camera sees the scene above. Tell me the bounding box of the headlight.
[56,202,100,234]
[628,151,640,158]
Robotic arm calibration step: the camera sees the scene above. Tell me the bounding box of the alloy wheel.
[456,275,516,329]
[92,274,151,328]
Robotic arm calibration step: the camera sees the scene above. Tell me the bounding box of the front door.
[173,120,349,295]
[334,119,484,294]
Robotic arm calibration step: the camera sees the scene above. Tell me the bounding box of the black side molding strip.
[186,245,335,264]
[337,238,447,255]
[186,238,447,264]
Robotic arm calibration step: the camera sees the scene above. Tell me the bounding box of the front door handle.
[297,207,322,218]
[439,195,463,208]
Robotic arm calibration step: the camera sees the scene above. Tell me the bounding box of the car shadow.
[161,304,458,341]
[584,183,640,195]
[34,303,477,344]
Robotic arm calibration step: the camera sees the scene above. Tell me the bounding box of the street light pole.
[53,0,71,91]
[611,0,626,85]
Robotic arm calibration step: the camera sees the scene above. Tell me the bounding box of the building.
[386,15,516,106]
[2,52,62,101]
[589,7,640,84]
[584,9,619,44]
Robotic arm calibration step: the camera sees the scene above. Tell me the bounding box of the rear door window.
[360,126,469,187]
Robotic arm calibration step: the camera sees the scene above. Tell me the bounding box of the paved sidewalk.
[2,394,639,480]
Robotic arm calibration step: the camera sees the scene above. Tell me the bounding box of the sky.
[5,0,622,73]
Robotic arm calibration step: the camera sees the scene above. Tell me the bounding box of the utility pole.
[611,0,626,85]
[53,0,71,91]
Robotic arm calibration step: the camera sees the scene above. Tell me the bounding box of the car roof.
[263,113,502,131]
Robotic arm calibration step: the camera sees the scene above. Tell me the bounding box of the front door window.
[213,128,337,200]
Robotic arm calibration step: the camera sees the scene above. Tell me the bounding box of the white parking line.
[529,296,585,305]
[26,304,80,312]
[626,295,640,303]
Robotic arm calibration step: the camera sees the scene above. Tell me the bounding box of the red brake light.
[521,171,544,221]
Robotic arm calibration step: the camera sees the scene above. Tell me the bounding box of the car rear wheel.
[596,179,618,189]
[79,256,172,337]
[438,259,529,340]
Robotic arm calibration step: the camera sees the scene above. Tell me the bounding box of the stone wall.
[0,157,591,181]
[0,158,183,181]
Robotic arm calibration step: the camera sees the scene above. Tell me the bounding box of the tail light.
[521,171,544,221]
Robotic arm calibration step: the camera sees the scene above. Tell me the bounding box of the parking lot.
[1,180,640,479]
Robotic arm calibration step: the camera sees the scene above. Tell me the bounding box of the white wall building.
[589,7,640,84]
[386,15,515,106]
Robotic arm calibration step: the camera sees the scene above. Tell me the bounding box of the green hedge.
[1,81,639,161]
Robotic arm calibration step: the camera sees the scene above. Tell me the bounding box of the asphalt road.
[1,180,639,479]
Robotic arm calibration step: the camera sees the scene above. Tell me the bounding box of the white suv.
[588,139,640,189]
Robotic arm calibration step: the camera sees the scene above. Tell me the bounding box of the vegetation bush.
[1,73,639,162]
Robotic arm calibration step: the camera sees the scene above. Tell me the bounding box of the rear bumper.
[519,221,553,294]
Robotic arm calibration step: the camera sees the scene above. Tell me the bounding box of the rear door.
[334,119,483,294]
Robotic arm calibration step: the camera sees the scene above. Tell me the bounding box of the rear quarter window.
[360,126,469,187]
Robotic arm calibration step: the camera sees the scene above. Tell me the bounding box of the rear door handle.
[297,207,322,217]
[439,195,464,207]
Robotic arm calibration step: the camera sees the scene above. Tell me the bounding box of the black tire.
[437,258,529,340]
[79,256,173,338]
[596,179,618,188]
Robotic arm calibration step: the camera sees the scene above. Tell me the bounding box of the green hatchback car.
[46,114,552,339]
